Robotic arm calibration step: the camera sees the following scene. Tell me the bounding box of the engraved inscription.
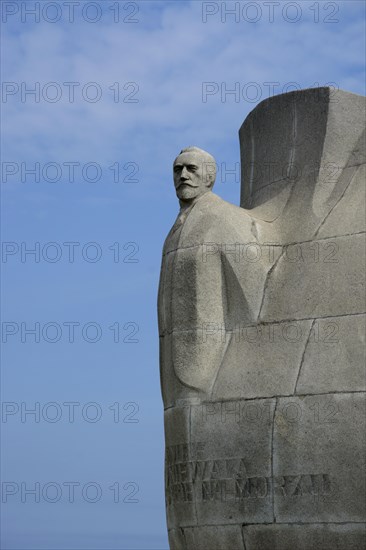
[165,444,338,505]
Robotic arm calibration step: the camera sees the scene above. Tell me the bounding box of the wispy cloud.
[3,0,365,169]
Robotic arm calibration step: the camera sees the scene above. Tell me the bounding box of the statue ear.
[208,175,215,188]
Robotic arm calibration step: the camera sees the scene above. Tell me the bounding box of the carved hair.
[176,146,217,187]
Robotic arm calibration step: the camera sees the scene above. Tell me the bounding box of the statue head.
[173,146,217,204]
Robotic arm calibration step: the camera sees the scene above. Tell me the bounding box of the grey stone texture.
[158,88,366,548]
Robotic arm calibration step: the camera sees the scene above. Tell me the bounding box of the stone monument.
[158,87,365,549]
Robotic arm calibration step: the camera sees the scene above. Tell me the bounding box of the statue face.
[173,152,212,202]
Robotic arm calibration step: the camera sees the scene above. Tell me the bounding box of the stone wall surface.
[159,88,366,549]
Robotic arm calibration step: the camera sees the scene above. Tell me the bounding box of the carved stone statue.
[158,88,365,549]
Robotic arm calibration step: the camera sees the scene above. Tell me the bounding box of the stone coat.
[158,191,275,408]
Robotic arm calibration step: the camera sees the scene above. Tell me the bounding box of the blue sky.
[1,1,365,548]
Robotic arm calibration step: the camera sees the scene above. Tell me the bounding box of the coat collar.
[168,191,214,237]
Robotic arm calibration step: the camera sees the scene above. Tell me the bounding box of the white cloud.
[2,0,365,171]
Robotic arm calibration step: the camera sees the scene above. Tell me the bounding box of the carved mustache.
[177,181,199,189]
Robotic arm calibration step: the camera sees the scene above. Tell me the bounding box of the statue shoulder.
[180,192,253,245]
